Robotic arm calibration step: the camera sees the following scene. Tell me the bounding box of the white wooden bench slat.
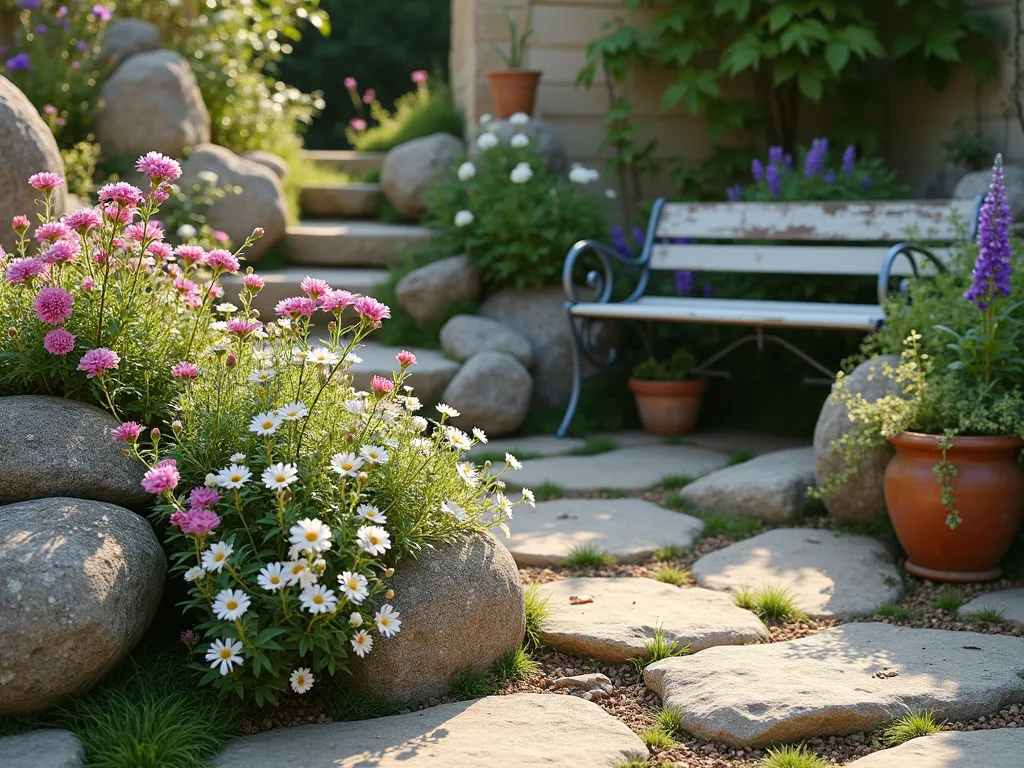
[656,200,976,242]
[649,243,949,276]
[570,296,884,331]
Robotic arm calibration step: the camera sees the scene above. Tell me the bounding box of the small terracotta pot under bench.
[628,377,708,436]
[884,431,1024,583]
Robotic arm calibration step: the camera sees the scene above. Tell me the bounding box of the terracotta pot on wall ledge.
[487,69,542,118]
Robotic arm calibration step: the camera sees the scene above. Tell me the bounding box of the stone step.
[847,729,1024,767]
[220,266,388,322]
[349,343,459,404]
[301,149,385,176]
[287,220,431,268]
[299,182,380,219]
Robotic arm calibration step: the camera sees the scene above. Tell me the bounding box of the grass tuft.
[653,566,690,586]
[562,544,616,568]
[523,583,553,650]
[758,744,829,768]
[614,761,652,768]
[630,626,691,674]
[326,687,417,722]
[882,709,945,746]
[965,607,1006,625]
[653,707,684,737]
[695,511,763,539]
[490,647,540,686]
[597,488,632,498]
[650,474,695,491]
[727,447,756,466]
[933,586,966,614]
[533,482,565,502]
[569,436,619,456]
[874,603,916,621]
[734,584,806,622]
[653,545,688,561]
[448,665,497,700]
[640,724,678,749]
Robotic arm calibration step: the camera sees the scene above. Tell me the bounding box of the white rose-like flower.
[479,112,493,125]
[569,165,595,184]
[509,163,534,184]
[509,111,530,126]
[454,209,474,228]
[197,170,219,185]
[176,224,198,240]
[605,188,618,199]
[509,132,530,148]
[457,161,476,181]
[476,131,500,150]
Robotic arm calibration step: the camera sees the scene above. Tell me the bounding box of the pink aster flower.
[111,421,146,442]
[43,328,75,355]
[171,361,200,379]
[77,347,120,378]
[344,76,357,89]
[63,208,102,232]
[318,289,358,312]
[174,244,205,268]
[11,215,30,232]
[147,241,173,260]
[125,220,165,242]
[226,317,262,336]
[182,291,202,309]
[371,375,395,394]
[98,181,144,208]
[136,151,182,182]
[33,286,73,325]
[205,249,240,274]
[142,458,179,495]
[42,239,80,264]
[80,277,95,292]
[362,88,375,104]
[102,202,134,224]
[34,222,72,244]
[178,508,220,536]
[5,257,47,284]
[242,273,264,293]
[213,230,229,243]
[349,118,367,132]
[151,183,171,203]
[208,283,224,299]
[354,296,391,326]
[396,349,417,367]
[411,69,429,84]
[28,172,65,191]
[188,486,221,509]
[173,276,197,294]
[300,276,331,300]
[275,296,316,318]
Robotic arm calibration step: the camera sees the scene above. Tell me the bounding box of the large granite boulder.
[179,144,287,262]
[440,314,533,367]
[0,730,85,768]
[347,531,524,702]
[0,498,166,715]
[241,150,289,181]
[443,351,533,437]
[955,164,1024,221]
[98,18,161,65]
[0,75,67,253]
[472,117,568,175]
[813,356,901,526]
[380,133,465,219]
[96,49,210,158]
[0,395,148,508]
[395,254,482,323]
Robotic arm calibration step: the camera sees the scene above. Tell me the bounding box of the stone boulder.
[955,164,1024,221]
[678,447,816,523]
[347,531,524,702]
[444,351,533,437]
[0,395,148,508]
[96,49,210,158]
[241,150,290,181]
[847,729,1024,768]
[0,730,85,768]
[98,18,161,64]
[179,144,287,262]
[0,76,67,253]
[395,254,482,323]
[472,117,569,175]
[0,498,166,715]
[440,314,534,367]
[814,355,901,526]
[380,132,465,219]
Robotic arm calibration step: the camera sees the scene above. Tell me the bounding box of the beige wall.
[451,0,1022,196]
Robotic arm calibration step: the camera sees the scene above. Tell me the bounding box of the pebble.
[551,672,613,691]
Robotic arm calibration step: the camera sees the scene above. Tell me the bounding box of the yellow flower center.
[347,579,357,589]
[313,594,324,604]
[296,675,306,686]
[380,617,390,627]
[219,648,232,660]
[305,531,318,542]
[230,474,242,482]
[370,535,380,545]
[262,421,273,429]
[342,462,353,471]
[214,552,225,562]
[356,636,366,645]
[275,474,286,483]
[225,600,238,610]
[270,576,280,584]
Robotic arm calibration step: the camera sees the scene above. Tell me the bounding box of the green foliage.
[944,120,997,171]
[653,544,688,560]
[640,724,678,749]
[491,647,540,685]
[653,566,690,586]
[523,583,553,651]
[630,626,691,673]
[569,436,619,456]
[492,6,534,69]
[653,707,685,739]
[346,82,463,152]
[473,449,543,465]
[562,544,616,568]
[650,474,694,491]
[758,744,829,768]
[448,665,497,700]
[534,482,566,502]
[324,685,416,722]
[734,584,806,621]
[933,586,966,613]
[727,448,756,466]
[874,603,916,621]
[965,606,1006,624]
[694,511,763,539]
[597,487,632,498]
[60,141,100,199]
[632,348,697,381]
[883,709,945,746]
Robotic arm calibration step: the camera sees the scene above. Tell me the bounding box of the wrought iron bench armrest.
[876,242,947,306]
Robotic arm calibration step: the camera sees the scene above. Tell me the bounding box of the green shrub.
[632,348,697,381]
[874,603,916,621]
[965,607,1006,625]
[448,665,497,700]
[934,587,966,614]
[640,724,677,749]
[347,82,463,152]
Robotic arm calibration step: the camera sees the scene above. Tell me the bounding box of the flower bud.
[251,308,260,319]
[171,420,182,435]
[385,567,395,577]
[6,327,16,338]
[385,589,395,600]
[328,321,337,331]
[349,612,363,627]
[357,471,368,483]
[150,427,161,444]
[226,353,236,367]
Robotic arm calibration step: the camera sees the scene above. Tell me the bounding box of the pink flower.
[43,239,80,264]
[362,88,375,104]
[318,289,358,312]
[188,486,221,509]
[241,273,264,293]
[5,257,47,284]
[275,296,316,318]
[349,118,367,132]
[171,361,200,379]
[111,421,146,442]
[152,183,171,203]
[28,172,65,191]
[213,230,229,243]
[173,275,197,294]
[396,349,417,367]
[63,208,102,232]
[182,291,202,309]
[33,286,73,325]
[102,203,133,224]
[411,70,429,84]
[136,151,182,182]
[344,76,357,89]
[43,328,75,355]
[147,241,173,260]
[11,215,29,232]
[125,220,165,242]
[208,283,224,299]
[371,375,395,394]
[354,296,391,326]
[98,181,144,207]
[43,104,57,116]
[226,317,262,336]
[80,277,95,292]
[142,458,179,495]
[35,222,72,244]
[177,508,220,536]
[175,245,205,268]
[300,276,331,300]
[77,347,120,378]
[206,249,240,273]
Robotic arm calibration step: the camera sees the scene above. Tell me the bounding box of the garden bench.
[556,197,982,437]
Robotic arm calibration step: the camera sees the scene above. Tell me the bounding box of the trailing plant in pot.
[629,348,707,436]
[824,156,1024,582]
[487,4,542,118]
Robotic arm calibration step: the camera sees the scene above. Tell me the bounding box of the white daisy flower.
[403,396,422,411]
[510,163,533,184]
[356,525,392,556]
[212,588,250,621]
[205,638,243,676]
[262,462,299,490]
[183,566,205,583]
[249,411,282,436]
[288,517,333,553]
[299,584,338,614]
[522,487,536,507]
[410,437,431,453]
[306,346,339,366]
[257,562,286,591]
[509,132,530,148]
[605,188,618,199]
[505,453,522,470]
[344,399,367,415]
[330,452,365,477]
[216,302,238,313]
[215,464,251,489]
[436,403,460,418]
[476,131,499,150]
[337,570,369,604]
[248,369,275,384]
[357,504,387,523]
[345,352,363,365]
[277,402,309,421]
[454,209,474,227]
[479,112,493,125]
[359,445,389,464]
[350,629,373,657]
[411,416,428,432]
[201,541,233,572]
[349,611,364,627]
[204,472,219,488]
[444,426,473,451]
[441,500,468,521]
[472,428,488,444]
[375,605,402,637]
[284,558,317,587]
[289,667,314,694]
[229,452,246,463]
[456,462,478,487]
[457,161,476,181]
[496,492,514,517]
[509,111,530,126]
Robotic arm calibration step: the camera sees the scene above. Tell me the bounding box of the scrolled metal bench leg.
[556,308,587,438]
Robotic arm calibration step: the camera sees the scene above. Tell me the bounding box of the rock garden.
[3,2,1024,768]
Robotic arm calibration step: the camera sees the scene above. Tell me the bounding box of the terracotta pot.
[885,432,1024,582]
[628,378,708,436]
[487,70,542,118]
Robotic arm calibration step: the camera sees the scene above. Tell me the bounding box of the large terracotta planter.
[885,432,1024,582]
[628,377,708,436]
[487,69,542,118]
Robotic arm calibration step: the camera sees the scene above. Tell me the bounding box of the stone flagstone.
[691,528,902,618]
[0,729,84,768]
[212,693,648,767]
[506,498,704,566]
[959,588,1024,625]
[512,445,728,492]
[539,577,768,662]
[644,623,1024,748]
[678,446,816,523]
[846,728,1024,767]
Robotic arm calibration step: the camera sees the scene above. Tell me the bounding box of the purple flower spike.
[842,145,856,175]
[803,137,829,178]
[631,225,646,245]
[964,154,1013,310]
[610,226,631,257]
[726,184,742,202]
[824,172,836,184]
[751,158,764,183]
[767,165,781,199]
[5,52,30,71]
[768,146,785,167]
[675,270,694,295]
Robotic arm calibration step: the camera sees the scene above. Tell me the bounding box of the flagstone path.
[845,728,1024,767]
[959,587,1024,625]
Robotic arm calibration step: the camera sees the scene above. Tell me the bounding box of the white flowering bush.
[124,280,534,705]
[419,112,607,290]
